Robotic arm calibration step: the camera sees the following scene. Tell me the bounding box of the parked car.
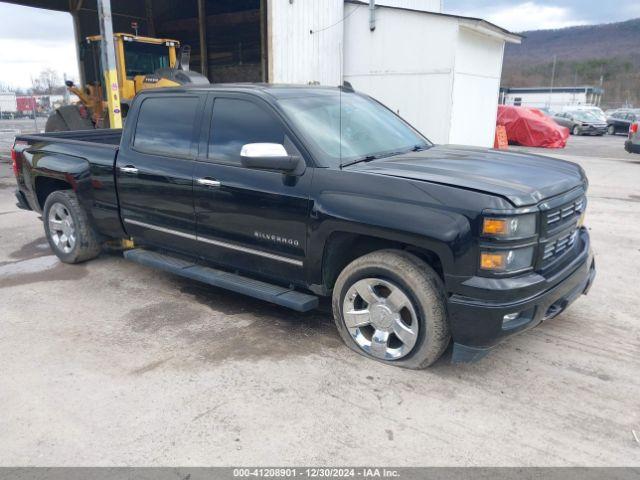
[553,111,607,136]
[624,122,640,154]
[11,84,596,369]
[499,106,569,148]
[604,108,630,117]
[607,110,640,135]
[556,105,607,123]
[534,107,554,117]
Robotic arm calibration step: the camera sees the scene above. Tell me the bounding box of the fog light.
[503,312,520,323]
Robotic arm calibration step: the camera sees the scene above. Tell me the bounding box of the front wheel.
[607,125,616,135]
[572,125,581,136]
[43,190,101,264]
[332,250,450,369]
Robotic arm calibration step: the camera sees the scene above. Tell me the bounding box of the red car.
[497,105,570,148]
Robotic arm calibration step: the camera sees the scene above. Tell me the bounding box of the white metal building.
[8,0,518,147]
[0,92,17,117]
[269,0,520,147]
[500,86,604,110]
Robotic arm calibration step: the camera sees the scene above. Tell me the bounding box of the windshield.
[277,90,430,167]
[572,111,601,122]
[124,42,171,78]
[585,108,606,122]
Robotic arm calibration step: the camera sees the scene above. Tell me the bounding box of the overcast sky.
[446,0,640,32]
[1,1,640,89]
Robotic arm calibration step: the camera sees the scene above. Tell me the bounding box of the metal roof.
[345,0,522,44]
[501,86,605,95]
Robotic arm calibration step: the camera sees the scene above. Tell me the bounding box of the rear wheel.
[332,250,450,369]
[572,125,581,136]
[43,190,101,264]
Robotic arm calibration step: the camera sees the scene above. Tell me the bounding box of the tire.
[45,113,69,132]
[607,125,616,135]
[572,125,581,136]
[332,249,450,369]
[43,190,101,264]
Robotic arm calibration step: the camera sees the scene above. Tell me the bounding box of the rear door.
[116,93,205,255]
[192,93,313,283]
[612,112,627,132]
[554,113,570,128]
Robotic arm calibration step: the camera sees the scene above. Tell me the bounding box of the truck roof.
[137,83,350,100]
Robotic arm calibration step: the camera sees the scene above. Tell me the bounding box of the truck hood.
[352,145,586,207]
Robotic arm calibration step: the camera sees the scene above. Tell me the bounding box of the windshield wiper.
[340,154,386,168]
[340,144,431,168]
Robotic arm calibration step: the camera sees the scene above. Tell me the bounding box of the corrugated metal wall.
[343,3,508,147]
[343,3,458,143]
[268,0,344,85]
[449,27,504,147]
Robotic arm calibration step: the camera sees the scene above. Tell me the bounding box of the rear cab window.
[133,96,200,157]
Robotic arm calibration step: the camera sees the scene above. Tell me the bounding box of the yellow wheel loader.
[46,33,209,132]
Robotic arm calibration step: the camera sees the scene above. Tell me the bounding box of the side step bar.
[123,249,319,312]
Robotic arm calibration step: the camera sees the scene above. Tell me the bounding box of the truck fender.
[23,150,94,216]
[308,192,473,285]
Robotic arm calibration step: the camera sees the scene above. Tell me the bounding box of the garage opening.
[153,0,267,83]
[67,0,267,85]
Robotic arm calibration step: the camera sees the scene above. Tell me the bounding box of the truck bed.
[17,128,122,147]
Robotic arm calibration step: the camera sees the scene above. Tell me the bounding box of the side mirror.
[178,45,191,72]
[240,143,304,174]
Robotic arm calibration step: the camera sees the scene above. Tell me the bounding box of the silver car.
[553,111,607,136]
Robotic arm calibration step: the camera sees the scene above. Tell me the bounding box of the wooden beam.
[145,0,155,36]
[260,0,266,82]
[158,10,261,34]
[197,0,208,78]
[68,0,85,84]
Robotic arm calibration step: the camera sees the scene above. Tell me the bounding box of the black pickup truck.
[11,84,596,368]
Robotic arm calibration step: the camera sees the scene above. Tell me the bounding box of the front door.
[193,94,313,283]
[116,93,204,255]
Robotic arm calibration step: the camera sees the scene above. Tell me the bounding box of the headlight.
[480,247,534,273]
[482,213,536,239]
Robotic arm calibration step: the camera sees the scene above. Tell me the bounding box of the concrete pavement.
[0,132,639,466]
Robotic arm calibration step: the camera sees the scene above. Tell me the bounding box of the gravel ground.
[0,128,639,466]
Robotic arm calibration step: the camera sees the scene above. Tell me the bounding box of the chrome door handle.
[196,178,221,187]
[119,166,139,174]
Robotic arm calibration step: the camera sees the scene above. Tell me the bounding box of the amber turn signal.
[480,252,506,270]
[482,218,508,235]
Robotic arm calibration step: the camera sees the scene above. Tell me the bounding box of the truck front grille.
[542,229,578,261]
[538,192,586,269]
[545,197,584,226]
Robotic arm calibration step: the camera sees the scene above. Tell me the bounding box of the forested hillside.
[502,18,640,107]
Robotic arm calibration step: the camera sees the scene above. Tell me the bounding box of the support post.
[197,0,209,79]
[96,0,122,129]
[260,0,267,82]
[145,0,155,36]
[69,0,85,85]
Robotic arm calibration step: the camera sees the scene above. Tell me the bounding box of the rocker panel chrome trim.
[123,218,303,266]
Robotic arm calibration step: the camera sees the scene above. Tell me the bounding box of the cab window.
[208,98,287,164]
[134,96,199,157]
[124,42,171,78]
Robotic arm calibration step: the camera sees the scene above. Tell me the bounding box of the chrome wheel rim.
[48,202,76,254]
[343,278,419,360]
